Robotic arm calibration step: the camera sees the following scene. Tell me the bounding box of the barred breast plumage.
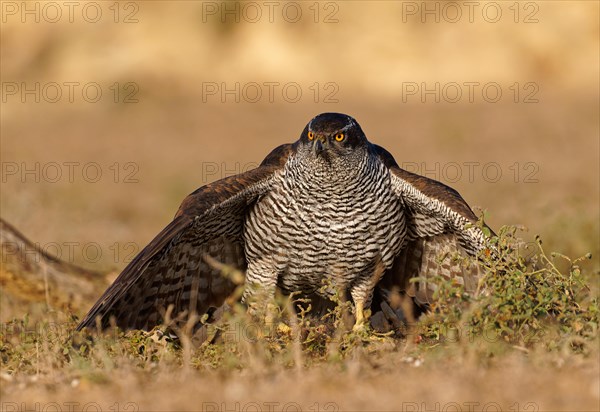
[244,144,405,303]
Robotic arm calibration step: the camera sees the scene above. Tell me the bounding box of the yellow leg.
[265,302,278,327]
[353,300,366,331]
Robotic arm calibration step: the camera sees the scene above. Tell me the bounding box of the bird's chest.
[244,171,406,289]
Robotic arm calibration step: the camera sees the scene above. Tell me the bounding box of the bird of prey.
[77,113,492,332]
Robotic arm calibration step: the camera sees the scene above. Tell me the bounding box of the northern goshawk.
[77,113,493,331]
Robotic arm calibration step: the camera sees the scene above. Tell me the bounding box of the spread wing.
[77,144,295,331]
[373,144,494,311]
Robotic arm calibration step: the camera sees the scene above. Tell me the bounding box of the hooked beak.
[312,137,327,156]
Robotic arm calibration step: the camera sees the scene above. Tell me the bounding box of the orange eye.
[308,131,314,140]
[335,133,345,142]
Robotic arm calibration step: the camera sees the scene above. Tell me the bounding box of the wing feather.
[373,144,492,313]
[77,144,294,331]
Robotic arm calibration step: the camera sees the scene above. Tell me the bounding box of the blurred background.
[1,1,598,283]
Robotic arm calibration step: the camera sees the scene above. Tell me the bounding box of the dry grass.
[1,226,598,411]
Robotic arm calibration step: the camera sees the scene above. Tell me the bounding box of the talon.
[352,322,366,332]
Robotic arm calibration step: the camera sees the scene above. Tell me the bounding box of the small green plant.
[418,226,598,353]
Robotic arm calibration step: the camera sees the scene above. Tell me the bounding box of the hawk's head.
[299,113,368,160]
